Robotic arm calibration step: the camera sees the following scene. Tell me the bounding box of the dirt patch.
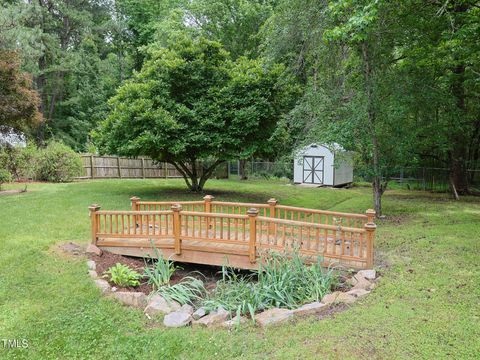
[53,241,86,257]
[316,302,349,320]
[89,250,222,295]
[0,189,26,196]
[376,214,411,225]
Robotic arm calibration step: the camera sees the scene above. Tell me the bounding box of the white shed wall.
[333,153,354,186]
[293,144,335,185]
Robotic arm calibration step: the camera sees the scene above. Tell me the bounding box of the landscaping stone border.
[86,255,378,328]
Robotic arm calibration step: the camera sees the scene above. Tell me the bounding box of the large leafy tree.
[0,51,42,135]
[264,0,480,214]
[95,37,296,191]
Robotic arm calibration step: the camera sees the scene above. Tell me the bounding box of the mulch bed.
[89,250,222,295]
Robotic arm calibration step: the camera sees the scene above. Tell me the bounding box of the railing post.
[364,209,376,269]
[247,208,259,263]
[130,196,140,233]
[130,196,140,211]
[267,198,278,237]
[89,204,101,244]
[172,204,182,255]
[203,195,214,229]
[366,208,376,223]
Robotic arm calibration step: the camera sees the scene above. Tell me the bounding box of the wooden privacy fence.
[89,196,376,269]
[78,154,228,179]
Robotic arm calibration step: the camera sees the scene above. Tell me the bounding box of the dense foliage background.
[1,0,479,210]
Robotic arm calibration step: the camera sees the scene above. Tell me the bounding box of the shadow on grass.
[128,185,272,204]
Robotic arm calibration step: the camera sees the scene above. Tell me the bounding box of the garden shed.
[293,143,353,186]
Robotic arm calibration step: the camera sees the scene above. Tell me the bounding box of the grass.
[0,178,479,359]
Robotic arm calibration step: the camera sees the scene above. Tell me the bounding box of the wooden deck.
[89,196,377,270]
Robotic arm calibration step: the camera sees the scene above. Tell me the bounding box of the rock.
[321,292,340,305]
[335,292,356,304]
[180,304,194,315]
[192,307,229,328]
[163,311,192,328]
[94,279,111,294]
[192,307,207,320]
[255,308,293,327]
[322,291,356,304]
[111,287,117,292]
[347,288,370,298]
[113,292,147,308]
[357,269,376,280]
[292,302,329,316]
[61,242,83,255]
[86,244,102,256]
[222,316,246,329]
[86,260,96,271]
[144,294,181,316]
[88,270,98,279]
[352,276,373,291]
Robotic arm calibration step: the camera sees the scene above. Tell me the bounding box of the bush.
[0,145,39,180]
[203,250,335,318]
[37,141,82,182]
[104,263,142,287]
[0,168,12,190]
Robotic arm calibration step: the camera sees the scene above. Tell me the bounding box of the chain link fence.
[355,167,480,192]
[228,161,293,180]
[228,161,480,192]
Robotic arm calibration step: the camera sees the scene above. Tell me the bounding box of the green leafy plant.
[37,141,82,182]
[203,250,335,318]
[143,247,178,290]
[104,263,142,287]
[156,276,206,305]
[0,168,12,191]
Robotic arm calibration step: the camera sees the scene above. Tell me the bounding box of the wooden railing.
[89,195,376,269]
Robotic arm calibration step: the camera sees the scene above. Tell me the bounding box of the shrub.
[37,141,82,182]
[155,276,206,305]
[203,250,335,318]
[0,168,12,190]
[144,249,178,290]
[0,145,39,180]
[104,263,142,287]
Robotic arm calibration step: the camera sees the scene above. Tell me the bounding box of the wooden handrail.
[211,201,270,208]
[180,211,249,219]
[275,204,368,219]
[136,200,204,205]
[89,196,377,269]
[96,210,173,215]
[256,216,367,233]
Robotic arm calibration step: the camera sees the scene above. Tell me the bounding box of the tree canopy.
[0,51,42,134]
[95,37,296,190]
[2,0,480,212]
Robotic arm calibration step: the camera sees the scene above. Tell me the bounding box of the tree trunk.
[362,42,385,216]
[171,159,224,192]
[372,176,387,217]
[449,64,469,195]
[239,159,248,180]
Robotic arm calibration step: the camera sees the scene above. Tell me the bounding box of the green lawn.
[1,179,479,359]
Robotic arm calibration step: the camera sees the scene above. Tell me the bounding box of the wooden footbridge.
[89,196,376,270]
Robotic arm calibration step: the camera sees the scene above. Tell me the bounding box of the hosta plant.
[104,263,142,287]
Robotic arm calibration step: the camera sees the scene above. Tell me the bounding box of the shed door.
[303,156,324,184]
